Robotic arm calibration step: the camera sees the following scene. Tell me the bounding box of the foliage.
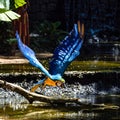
[0,21,13,39]
[0,0,27,22]
[31,20,68,52]
[0,0,27,55]
[7,38,17,45]
[14,0,26,9]
[0,21,15,55]
[0,0,20,22]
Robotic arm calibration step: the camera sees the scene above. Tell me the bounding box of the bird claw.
[30,84,41,92]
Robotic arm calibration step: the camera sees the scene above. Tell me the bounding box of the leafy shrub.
[31,20,67,52]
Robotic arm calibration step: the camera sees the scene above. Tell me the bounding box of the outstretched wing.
[16,21,84,82]
[15,31,53,79]
[49,23,84,76]
[16,22,84,91]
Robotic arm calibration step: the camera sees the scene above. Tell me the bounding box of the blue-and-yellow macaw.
[15,21,84,92]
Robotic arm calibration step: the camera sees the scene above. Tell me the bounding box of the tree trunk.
[13,4,30,45]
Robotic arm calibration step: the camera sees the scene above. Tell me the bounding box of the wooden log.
[0,79,119,110]
[0,79,82,105]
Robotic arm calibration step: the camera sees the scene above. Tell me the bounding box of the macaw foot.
[30,77,65,92]
[30,84,41,92]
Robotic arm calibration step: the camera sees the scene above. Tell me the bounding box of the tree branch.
[0,79,119,110]
[0,79,82,105]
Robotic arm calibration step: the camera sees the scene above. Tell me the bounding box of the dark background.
[29,0,120,33]
[28,0,120,61]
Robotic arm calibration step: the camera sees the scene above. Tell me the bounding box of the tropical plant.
[31,20,68,52]
[36,21,67,42]
[0,0,27,22]
[0,0,27,55]
[0,21,13,55]
[0,0,20,21]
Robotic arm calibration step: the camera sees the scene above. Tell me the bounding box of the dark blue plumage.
[49,24,83,76]
[15,23,84,89]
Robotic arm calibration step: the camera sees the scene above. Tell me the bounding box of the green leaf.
[14,0,26,9]
[0,0,10,10]
[0,8,7,13]
[0,0,19,21]
[0,10,20,22]
[0,12,11,21]
[0,2,5,9]
[5,10,20,19]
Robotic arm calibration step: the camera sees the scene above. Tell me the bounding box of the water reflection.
[112,44,120,61]
[0,81,120,119]
[24,109,99,120]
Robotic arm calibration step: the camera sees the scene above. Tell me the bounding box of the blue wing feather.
[49,24,83,76]
[15,23,83,82]
[15,31,53,79]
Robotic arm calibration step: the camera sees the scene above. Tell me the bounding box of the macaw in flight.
[15,21,84,92]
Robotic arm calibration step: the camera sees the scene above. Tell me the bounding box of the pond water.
[0,44,120,120]
[0,94,120,120]
[0,82,120,120]
[0,70,120,120]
